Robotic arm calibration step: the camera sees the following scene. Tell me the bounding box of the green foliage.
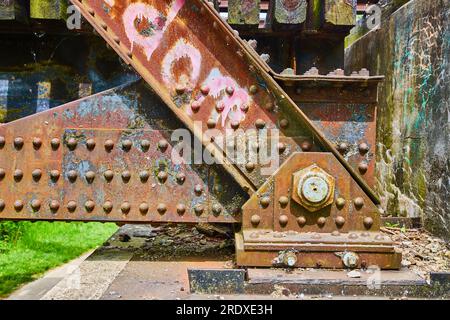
[0,221,117,297]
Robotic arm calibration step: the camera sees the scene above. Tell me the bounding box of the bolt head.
[245,162,255,172]
[191,101,201,112]
[157,203,167,214]
[139,203,149,214]
[13,169,23,181]
[336,197,346,209]
[140,139,150,151]
[176,172,186,184]
[278,196,289,207]
[207,119,216,128]
[32,169,42,181]
[297,216,307,227]
[194,204,204,215]
[103,201,113,213]
[104,139,114,151]
[363,217,374,229]
[121,139,132,151]
[67,170,78,182]
[354,197,364,209]
[359,142,370,154]
[358,162,368,174]
[255,119,266,129]
[67,201,77,212]
[104,170,114,181]
[85,171,95,182]
[317,217,326,227]
[14,200,23,211]
[260,196,270,208]
[51,138,60,150]
[335,216,345,228]
[225,86,234,95]
[251,214,261,226]
[31,199,41,211]
[279,215,288,226]
[212,204,222,215]
[337,142,348,154]
[50,200,60,212]
[121,171,131,182]
[67,138,77,150]
[85,200,95,212]
[176,204,186,215]
[121,202,131,214]
[194,184,203,195]
[200,85,210,95]
[158,139,168,151]
[14,137,24,149]
[158,171,168,183]
[86,139,96,150]
[230,120,240,130]
[33,137,42,149]
[139,170,149,182]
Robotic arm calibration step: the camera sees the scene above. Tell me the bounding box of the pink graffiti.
[122,0,185,60]
[191,69,251,128]
[162,39,202,90]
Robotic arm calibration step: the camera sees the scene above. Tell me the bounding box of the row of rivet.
[0,168,202,190]
[249,230,384,241]
[250,213,374,230]
[0,136,169,153]
[0,199,221,216]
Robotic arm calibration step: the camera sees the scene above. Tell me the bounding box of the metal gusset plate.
[0,86,246,222]
[70,0,378,204]
[236,152,401,269]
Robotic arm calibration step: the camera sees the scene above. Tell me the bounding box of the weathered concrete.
[345,0,450,239]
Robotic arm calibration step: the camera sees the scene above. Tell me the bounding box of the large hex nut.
[292,164,335,212]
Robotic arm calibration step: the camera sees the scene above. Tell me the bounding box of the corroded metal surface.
[236,152,401,269]
[70,0,378,204]
[0,83,246,222]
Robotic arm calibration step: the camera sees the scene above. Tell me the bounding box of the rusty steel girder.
[0,0,401,269]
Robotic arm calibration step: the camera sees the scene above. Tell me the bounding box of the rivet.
[67,170,78,182]
[260,196,270,208]
[194,204,204,215]
[32,137,42,149]
[230,120,240,130]
[265,102,274,111]
[301,140,312,151]
[104,170,114,181]
[157,203,167,214]
[200,85,210,95]
[158,139,168,152]
[139,170,149,182]
[279,215,288,226]
[277,142,286,154]
[13,169,23,182]
[375,234,385,241]
[297,216,307,226]
[50,170,60,181]
[67,201,77,212]
[0,199,4,211]
[255,119,266,129]
[86,139,96,150]
[104,139,114,151]
[88,8,95,15]
[32,169,42,181]
[127,51,132,58]
[225,86,234,95]
[337,142,348,154]
[249,85,258,94]
[67,138,77,150]
[176,172,186,184]
[85,171,95,183]
[194,184,203,195]
[113,36,120,44]
[0,136,5,148]
[317,217,326,227]
[311,233,321,239]
[121,170,131,182]
[250,214,261,226]
[157,171,168,183]
[101,22,107,30]
[14,137,24,149]
[331,230,340,236]
[191,101,201,112]
[354,197,364,209]
[207,118,216,129]
[139,203,149,214]
[103,201,113,213]
[0,168,4,180]
[121,202,131,214]
[175,84,186,94]
[240,104,249,112]
[121,139,132,151]
[358,162,368,174]
[140,139,150,151]
[50,200,60,212]
[363,217,374,229]
[212,204,222,215]
[51,138,60,150]
[31,199,41,211]
[245,162,255,172]
[85,200,95,212]
[335,216,345,228]
[349,233,359,239]
[279,119,289,129]
[14,200,23,211]
[336,197,346,209]
[278,196,289,208]
[359,142,370,154]
[176,204,186,215]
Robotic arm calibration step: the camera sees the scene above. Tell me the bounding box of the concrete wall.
[345,0,450,238]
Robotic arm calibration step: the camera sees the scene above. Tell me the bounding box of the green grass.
[0,221,117,298]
